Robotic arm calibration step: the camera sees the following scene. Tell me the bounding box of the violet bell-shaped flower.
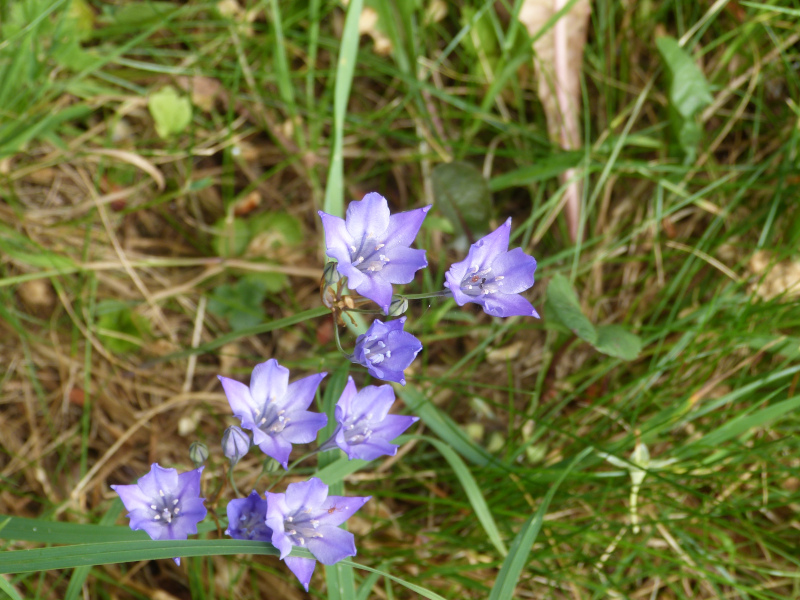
[266,477,370,591]
[319,192,431,312]
[111,463,207,565]
[351,316,422,385]
[444,218,540,318]
[320,377,418,461]
[218,359,328,469]
[226,490,273,542]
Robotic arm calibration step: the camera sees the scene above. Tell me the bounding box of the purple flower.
[444,218,540,318]
[351,316,422,385]
[265,477,370,591]
[226,490,272,542]
[320,377,418,461]
[319,192,431,312]
[218,359,328,469]
[222,425,250,467]
[111,463,207,565]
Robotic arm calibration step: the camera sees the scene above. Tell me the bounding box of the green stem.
[401,289,453,301]
[143,306,331,365]
[265,451,321,492]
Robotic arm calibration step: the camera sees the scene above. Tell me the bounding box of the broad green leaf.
[212,217,251,258]
[248,212,304,249]
[206,277,268,331]
[489,152,583,192]
[432,161,493,240]
[655,36,713,119]
[487,448,591,600]
[545,274,597,345]
[595,324,642,360]
[95,300,150,354]
[149,86,192,139]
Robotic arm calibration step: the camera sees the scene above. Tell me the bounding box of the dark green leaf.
[432,161,493,241]
[655,36,712,119]
[595,324,642,361]
[545,274,597,344]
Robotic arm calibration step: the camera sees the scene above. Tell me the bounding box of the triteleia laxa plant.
[265,477,371,591]
[109,192,540,591]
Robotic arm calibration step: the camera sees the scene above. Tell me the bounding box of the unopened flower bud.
[222,426,250,467]
[323,261,341,286]
[189,441,209,468]
[388,296,408,317]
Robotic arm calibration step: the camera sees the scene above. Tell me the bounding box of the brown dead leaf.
[519,0,591,242]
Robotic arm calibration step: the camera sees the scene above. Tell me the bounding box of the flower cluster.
[112,192,539,591]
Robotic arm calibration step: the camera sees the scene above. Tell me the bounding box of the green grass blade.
[487,448,592,600]
[399,385,495,466]
[417,435,508,557]
[322,0,364,217]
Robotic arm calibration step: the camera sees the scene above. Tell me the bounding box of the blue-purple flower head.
[111,463,207,565]
[445,218,540,318]
[322,376,418,461]
[218,359,328,469]
[226,490,272,542]
[266,477,370,591]
[352,316,422,385]
[319,193,431,313]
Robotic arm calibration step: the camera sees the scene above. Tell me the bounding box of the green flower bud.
[388,296,408,317]
[323,261,341,286]
[189,441,209,468]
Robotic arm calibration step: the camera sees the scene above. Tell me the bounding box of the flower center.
[150,489,181,524]
[257,397,289,436]
[343,413,374,445]
[459,266,504,297]
[349,236,390,273]
[283,510,324,547]
[237,510,268,539]
[360,335,392,365]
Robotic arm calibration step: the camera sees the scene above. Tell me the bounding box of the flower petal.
[347,384,395,422]
[256,434,294,469]
[371,414,418,442]
[316,495,371,526]
[250,359,289,408]
[284,556,316,592]
[282,410,328,444]
[218,376,257,424]
[482,293,539,318]
[285,477,329,512]
[383,205,431,248]
[346,438,398,461]
[353,275,394,312]
[318,211,354,265]
[283,372,327,411]
[176,467,203,501]
[465,218,511,269]
[135,464,178,500]
[345,192,391,240]
[379,246,428,284]
[489,247,537,294]
[307,526,357,565]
